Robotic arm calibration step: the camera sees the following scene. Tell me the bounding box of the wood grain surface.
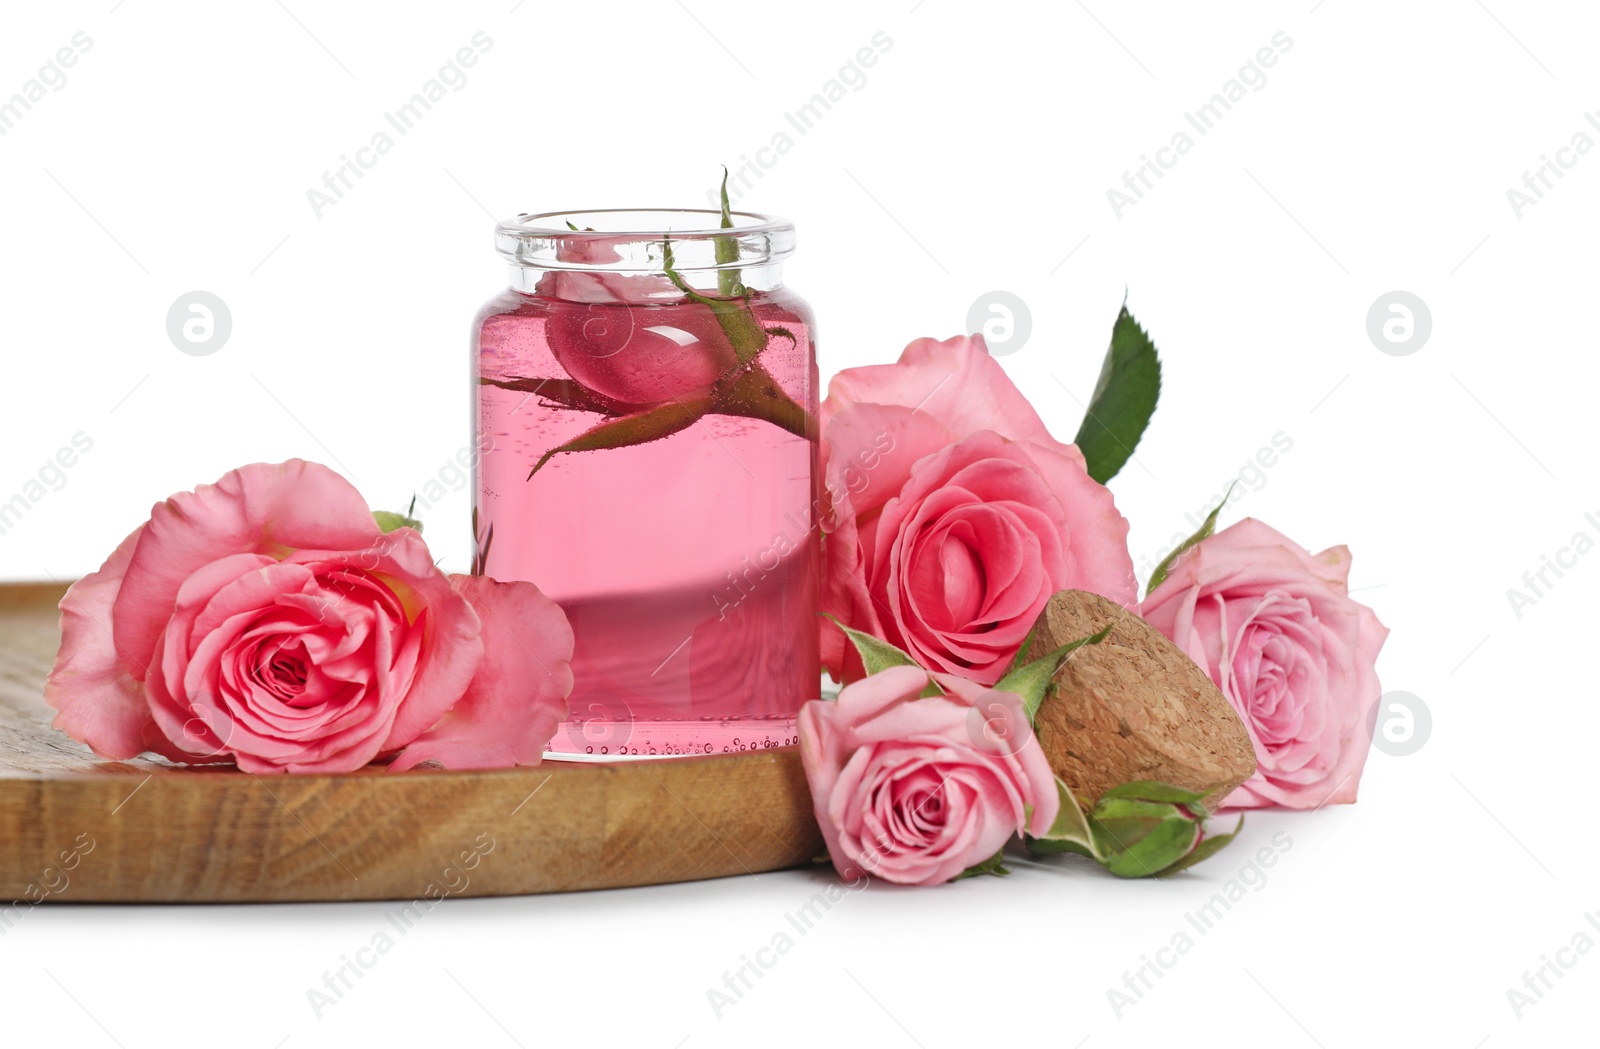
[0,583,823,904]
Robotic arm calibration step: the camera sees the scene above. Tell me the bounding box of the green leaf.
[954,849,1011,880]
[715,166,742,297]
[527,397,712,478]
[1145,481,1236,596]
[372,510,421,534]
[1156,815,1243,877]
[819,614,920,678]
[1073,303,1162,484]
[997,625,1112,721]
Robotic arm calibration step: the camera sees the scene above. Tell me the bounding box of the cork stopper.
[1026,590,1257,809]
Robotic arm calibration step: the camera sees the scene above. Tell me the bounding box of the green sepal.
[1090,798,1203,878]
[487,367,810,443]
[954,849,1011,880]
[1145,481,1236,596]
[1073,302,1162,485]
[527,397,712,478]
[663,235,817,441]
[662,238,769,364]
[480,375,648,417]
[997,625,1112,721]
[1099,780,1209,815]
[716,359,814,441]
[1157,815,1244,878]
[820,615,915,676]
[1026,837,1098,858]
[1006,622,1042,678]
[819,615,944,697]
[1026,776,1098,858]
[373,510,421,534]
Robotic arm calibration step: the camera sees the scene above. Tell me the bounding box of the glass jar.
[473,209,819,758]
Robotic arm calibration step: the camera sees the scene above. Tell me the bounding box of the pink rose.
[819,335,1136,685]
[45,460,573,774]
[799,664,1058,885]
[1138,518,1389,809]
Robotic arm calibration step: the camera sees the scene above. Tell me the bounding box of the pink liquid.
[474,286,819,758]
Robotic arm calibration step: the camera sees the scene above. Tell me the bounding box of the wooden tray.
[0,583,822,903]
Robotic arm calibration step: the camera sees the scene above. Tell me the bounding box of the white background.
[2,0,1597,1045]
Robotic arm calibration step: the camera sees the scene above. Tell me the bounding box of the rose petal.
[391,574,575,771]
[288,531,483,752]
[821,334,1055,447]
[45,525,151,759]
[112,461,381,678]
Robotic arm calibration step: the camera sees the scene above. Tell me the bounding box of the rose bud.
[1029,781,1242,878]
[1085,783,1206,878]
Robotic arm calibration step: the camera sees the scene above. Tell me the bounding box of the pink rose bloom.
[45,460,573,774]
[799,664,1059,886]
[819,335,1136,685]
[1139,518,1389,809]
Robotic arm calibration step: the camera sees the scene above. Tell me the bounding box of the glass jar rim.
[495,208,795,272]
